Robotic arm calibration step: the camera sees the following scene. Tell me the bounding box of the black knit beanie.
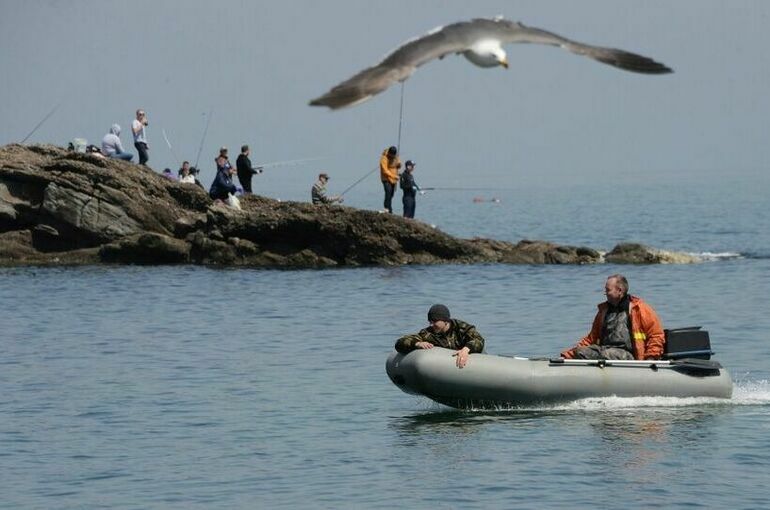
[427,304,451,322]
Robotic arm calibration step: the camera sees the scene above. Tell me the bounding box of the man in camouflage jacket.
[395,304,485,369]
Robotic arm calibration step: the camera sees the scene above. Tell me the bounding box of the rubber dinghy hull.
[386,348,733,409]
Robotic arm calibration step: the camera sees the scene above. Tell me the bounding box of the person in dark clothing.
[209,155,237,201]
[400,160,421,218]
[236,145,262,194]
[396,304,485,369]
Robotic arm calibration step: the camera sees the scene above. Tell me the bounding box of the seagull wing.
[309,17,672,110]
[309,20,481,109]
[492,19,673,74]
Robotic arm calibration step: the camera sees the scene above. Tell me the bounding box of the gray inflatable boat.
[386,347,733,409]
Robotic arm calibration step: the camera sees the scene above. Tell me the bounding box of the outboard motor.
[663,327,714,360]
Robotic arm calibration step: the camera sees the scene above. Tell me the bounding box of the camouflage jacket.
[395,319,485,354]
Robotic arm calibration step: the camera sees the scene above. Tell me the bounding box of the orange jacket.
[561,295,665,360]
[379,149,400,184]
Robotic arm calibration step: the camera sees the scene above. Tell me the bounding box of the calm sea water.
[2,178,770,509]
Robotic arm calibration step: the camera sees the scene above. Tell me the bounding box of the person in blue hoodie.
[209,155,237,201]
[101,124,133,161]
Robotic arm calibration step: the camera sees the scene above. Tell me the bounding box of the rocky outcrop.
[0,144,697,267]
[605,242,699,264]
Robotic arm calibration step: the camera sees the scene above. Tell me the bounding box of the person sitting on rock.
[311,173,343,204]
[560,274,665,360]
[101,124,133,161]
[395,304,485,369]
[209,155,237,201]
[178,161,196,184]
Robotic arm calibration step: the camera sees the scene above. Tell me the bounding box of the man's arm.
[459,324,485,353]
[560,310,603,358]
[379,155,388,179]
[640,302,665,359]
[395,329,432,353]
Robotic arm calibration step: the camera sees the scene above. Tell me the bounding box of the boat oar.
[668,358,723,371]
[549,357,723,373]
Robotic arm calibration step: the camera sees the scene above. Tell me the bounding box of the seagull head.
[496,48,509,69]
[463,41,508,69]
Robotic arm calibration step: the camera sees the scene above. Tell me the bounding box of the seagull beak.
[500,58,509,69]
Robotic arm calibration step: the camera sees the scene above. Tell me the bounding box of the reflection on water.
[389,403,734,484]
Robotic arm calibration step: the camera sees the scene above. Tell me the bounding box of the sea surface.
[2,176,770,509]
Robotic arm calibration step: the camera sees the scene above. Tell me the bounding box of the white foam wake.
[454,379,770,412]
[689,251,743,261]
[546,379,770,411]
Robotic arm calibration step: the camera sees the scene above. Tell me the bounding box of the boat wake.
[730,379,770,405]
[447,380,770,413]
[558,380,770,410]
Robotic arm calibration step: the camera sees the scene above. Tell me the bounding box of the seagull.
[309,16,673,109]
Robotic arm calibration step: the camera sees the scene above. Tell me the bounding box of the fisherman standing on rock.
[400,160,421,218]
[379,145,400,213]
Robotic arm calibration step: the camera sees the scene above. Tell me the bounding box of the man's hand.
[415,341,434,350]
[453,347,471,368]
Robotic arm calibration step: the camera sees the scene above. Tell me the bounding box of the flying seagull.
[309,16,673,110]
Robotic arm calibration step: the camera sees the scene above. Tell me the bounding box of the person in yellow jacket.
[379,145,401,213]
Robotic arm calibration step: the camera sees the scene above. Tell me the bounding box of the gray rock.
[0,144,698,268]
[100,233,190,264]
[43,182,142,242]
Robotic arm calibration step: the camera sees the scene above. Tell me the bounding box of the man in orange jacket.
[560,274,665,360]
[379,145,401,213]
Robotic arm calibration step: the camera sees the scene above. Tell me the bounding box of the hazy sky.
[1,0,769,200]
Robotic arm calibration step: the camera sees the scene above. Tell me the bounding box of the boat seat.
[663,327,714,360]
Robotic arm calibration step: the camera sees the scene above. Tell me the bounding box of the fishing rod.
[342,83,407,197]
[340,81,405,196]
[340,166,378,196]
[162,128,181,169]
[252,156,324,172]
[397,81,405,153]
[193,108,213,169]
[420,187,511,191]
[21,103,61,143]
